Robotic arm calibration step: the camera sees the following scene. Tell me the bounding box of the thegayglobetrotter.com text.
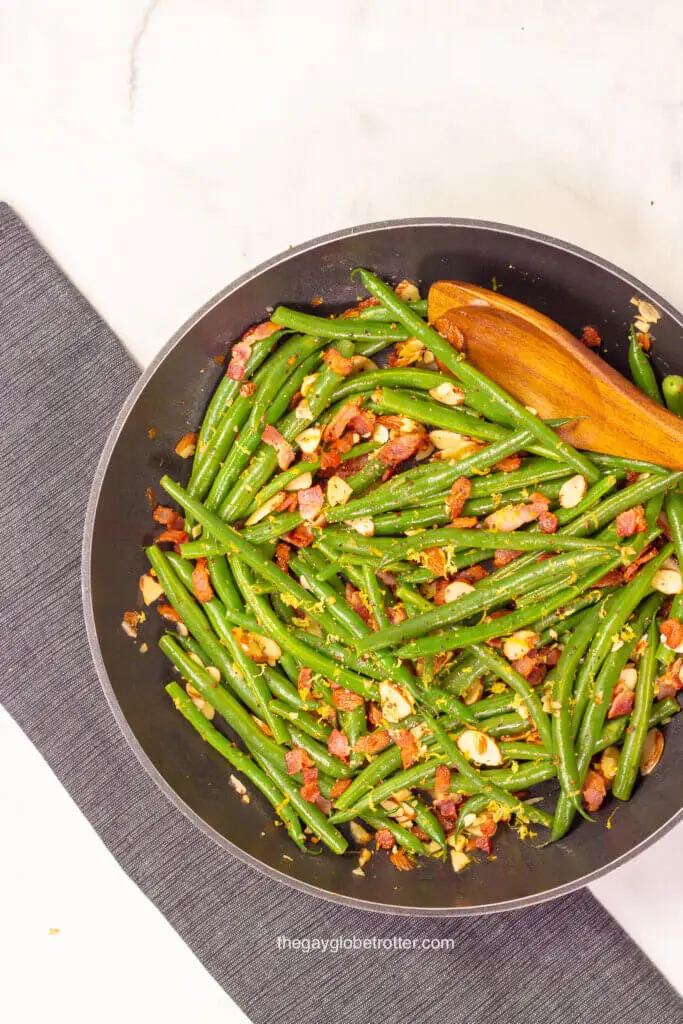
[276,935,455,953]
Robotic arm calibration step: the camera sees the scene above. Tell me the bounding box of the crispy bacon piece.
[285,746,314,776]
[511,652,546,685]
[494,455,522,473]
[152,505,184,530]
[378,433,423,467]
[538,511,559,534]
[447,476,472,520]
[192,557,214,603]
[240,380,256,398]
[327,728,350,761]
[157,603,182,623]
[582,769,607,812]
[607,685,635,719]
[594,567,624,588]
[454,565,489,585]
[300,764,320,803]
[580,326,602,348]
[261,425,295,470]
[319,449,342,472]
[421,547,448,577]
[389,851,416,871]
[615,505,647,538]
[329,778,352,799]
[450,516,479,529]
[412,826,431,842]
[156,528,189,545]
[322,347,355,376]
[354,731,390,756]
[341,296,380,318]
[467,835,492,854]
[274,542,292,573]
[226,341,251,381]
[331,686,364,711]
[660,618,683,650]
[434,764,451,803]
[297,666,313,701]
[622,544,659,582]
[286,524,315,547]
[328,432,358,455]
[244,320,281,345]
[540,644,562,667]
[386,603,408,626]
[375,828,395,850]
[347,409,376,437]
[494,549,521,568]
[366,702,384,728]
[323,397,362,442]
[345,584,378,630]
[297,484,325,522]
[655,658,683,699]
[627,470,640,484]
[394,730,419,769]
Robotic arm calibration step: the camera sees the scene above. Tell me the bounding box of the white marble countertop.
[2,1,682,1020]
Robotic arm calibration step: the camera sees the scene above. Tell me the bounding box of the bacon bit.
[322,347,355,376]
[152,504,185,530]
[192,557,214,603]
[436,799,460,820]
[447,476,472,520]
[175,433,198,458]
[389,850,416,871]
[345,584,378,630]
[595,567,624,588]
[434,314,466,352]
[582,769,607,812]
[494,549,521,568]
[297,484,324,522]
[378,434,423,467]
[450,516,479,529]
[311,296,323,307]
[626,470,640,485]
[355,731,390,756]
[285,747,314,776]
[122,610,143,637]
[157,603,182,623]
[608,685,635,720]
[330,778,352,799]
[615,505,647,538]
[580,326,602,348]
[297,666,313,701]
[510,652,544,683]
[377,570,397,589]
[244,320,282,345]
[226,341,251,381]
[655,658,683,699]
[538,511,559,534]
[375,828,395,850]
[467,835,492,854]
[300,764,320,803]
[420,547,448,577]
[240,380,256,398]
[660,618,683,650]
[286,524,315,548]
[213,353,226,367]
[145,487,156,507]
[494,455,522,473]
[347,409,376,437]
[454,565,489,585]
[274,543,291,573]
[261,425,295,470]
[328,433,359,457]
[434,764,451,803]
[341,297,380,318]
[331,686,364,711]
[276,492,298,514]
[366,702,384,728]
[386,603,408,626]
[540,644,562,667]
[156,528,189,545]
[412,825,431,842]
[394,730,420,769]
[323,397,362,442]
[622,544,659,582]
[636,331,652,353]
[319,449,342,472]
[327,729,350,761]
[148,427,157,440]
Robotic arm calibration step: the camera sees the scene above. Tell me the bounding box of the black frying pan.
[82,218,683,915]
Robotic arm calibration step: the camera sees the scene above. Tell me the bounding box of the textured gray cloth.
[0,203,680,1024]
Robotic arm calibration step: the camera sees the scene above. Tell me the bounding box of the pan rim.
[81,215,683,916]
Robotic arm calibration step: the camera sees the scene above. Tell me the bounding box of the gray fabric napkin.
[1,203,680,1024]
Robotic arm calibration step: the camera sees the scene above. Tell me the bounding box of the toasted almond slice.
[450,850,471,872]
[285,471,313,492]
[175,432,198,458]
[617,665,638,691]
[393,338,425,366]
[373,423,390,444]
[350,821,373,845]
[421,350,436,366]
[295,425,323,454]
[245,491,286,526]
[630,297,661,325]
[457,729,504,766]
[379,680,414,723]
[652,569,683,595]
[205,666,221,683]
[559,475,588,509]
[395,280,421,302]
[232,627,281,665]
[300,373,319,397]
[461,678,484,705]
[139,572,164,605]
[430,430,483,460]
[600,745,620,781]
[186,682,215,720]
[428,381,466,406]
[502,630,539,662]
[327,475,353,507]
[442,580,476,603]
[358,847,373,868]
[348,517,375,537]
[640,728,664,775]
[350,355,378,374]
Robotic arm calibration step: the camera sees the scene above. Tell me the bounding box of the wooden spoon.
[427,280,683,470]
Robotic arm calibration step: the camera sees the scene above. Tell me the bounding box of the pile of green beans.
[131,268,681,875]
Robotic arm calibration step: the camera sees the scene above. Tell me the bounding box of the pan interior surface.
[84,219,683,914]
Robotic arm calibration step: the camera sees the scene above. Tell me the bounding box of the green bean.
[333,367,448,402]
[207,554,242,611]
[269,701,331,742]
[596,698,680,752]
[372,387,519,444]
[472,645,553,751]
[554,475,618,526]
[359,810,429,857]
[663,375,683,417]
[589,453,667,476]
[253,753,348,854]
[352,268,601,483]
[409,797,446,847]
[293,630,386,681]
[356,299,428,320]
[287,724,354,779]
[333,744,404,810]
[612,618,660,800]
[174,631,213,665]
[263,667,317,711]
[628,325,663,405]
[657,491,683,665]
[339,705,367,770]
[499,742,553,762]
[455,794,496,834]
[165,681,308,852]
[362,563,389,630]
[272,305,411,341]
[329,760,443,821]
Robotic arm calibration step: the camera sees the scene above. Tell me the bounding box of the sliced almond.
[395,280,421,302]
[139,572,164,605]
[379,680,414,723]
[300,373,319,397]
[502,630,539,662]
[652,569,683,595]
[457,729,504,766]
[205,666,221,683]
[358,847,372,868]
[327,475,353,507]
[428,381,466,406]
[392,338,425,367]
[121,610,143,638]
[430,430,483,460]
[245,491,285,526]
[461,678,484,705]
[186,682,215,720]
[373,423,390,444]
[600,745,621,781]
[421,350,436,366]
[617,665,638,691]
[450,850,471,872]
[347,517,375,537]
[559,475,588,509]
[442,580,475,603]
[232,627,281,665]
[175,432,198,458]
[350,355,378,374]
[350,821,373,845]
[630,297,661,325]
[295,425,323,454]
[285,471,313,492]
[639,727,664,775]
